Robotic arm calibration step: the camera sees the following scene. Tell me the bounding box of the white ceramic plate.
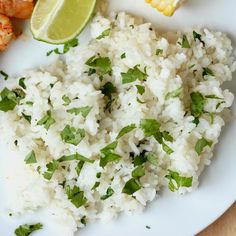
[0,0,236,235]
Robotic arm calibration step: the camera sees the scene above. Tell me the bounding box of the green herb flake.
[179,35,190,48]
[62,95,71,106]
[190,92,205,119]
[205,95,223,100]
[0,70,8,80]
[91,181,100,190]
[136,85,145,95]
[146,152,158,166]
[85,55,112,76]
[99,141,121,168]
[60,125,85,146]
[21,113,31,124]
[140,119,160,137]
[121,65,148,84]
[58,153,94,163]
[75,161,85,176]
[165,87,182,100]
[202,67,214,77]
[195,137,213,155]
[116,124,136,139]
[81,217,86,226]
[101,82,117,99]
[133,153,147,167]
[121,53,126,59]
[15,223,43,236]
[216,101,225,109]
[0,88,19,112]
[24,151,37,164]
[37,111,55,130]
[162,131,173,142]
[43,160,59,180]
[136,97,145,104]
[162,143,174,155]
[26,101,33,106]
[47,38,78,56]
[166,170,193,192]
[156,49,163,56]
[19,77,26,89]
[122,178,141,195]
[132,165,145,178]
[65,185,87,208]
[100,186,114,200]
[96,28,111,40]
[193,31,205,46]
[67,106,92,118]
[96,172,102,178]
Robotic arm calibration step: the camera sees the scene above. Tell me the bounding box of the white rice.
[0,11,235,235]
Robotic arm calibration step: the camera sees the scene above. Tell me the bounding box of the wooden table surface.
[198,202,236,236]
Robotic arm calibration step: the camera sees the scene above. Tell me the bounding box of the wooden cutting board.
[198,202,236,236]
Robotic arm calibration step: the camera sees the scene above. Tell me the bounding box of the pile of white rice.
[0,11,235,235]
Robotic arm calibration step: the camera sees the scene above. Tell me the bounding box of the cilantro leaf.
[195,137,213,155]
[166,170,193,192]
[0,70,8,80]
[100,186,114,200]
[156,49,163,56]
[202,67,214,77]
[179,35,190,48]
[133,152,147,167]
[75,161,85,176]
[19,77,26,89]
[190,92,205,119]
[145,152,158,166]
[193,31,205,46]
[65,185,87,208]
[37,111,55,130]
[43,160,59,180]
[91,181,100,190]
[21,113,31,123]
[101,82,117,99]
[120,53,126,59]
[122,178,141,195]
[116,124,136,139]
[132,165,145,178]
[162,143,174,155]
[136,85,145,95]
[85,55,112,76]
[99,141,121,168]
[165,87,182,100]
[140,119,160,137]
[162,131,174,142]
[58,153,94,163]
[216,101,225,109]
[121,65,148,84]
[15,223,43,236]
[96,28,111,40]
[24,151,37,164]
[60,125,85,146]
[62,95,71,106]
[205,95,223,100]
[67,106,92,118]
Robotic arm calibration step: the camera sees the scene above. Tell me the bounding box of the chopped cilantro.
[136,97,145,104]
[19,77,26,89]
[195,137,213,155]
[65,185,87,208]
[62,95,71,106]
[60,125,85,146]
[58,153,94,163]
[91,181,100,190]
[47,38,78,56]
[81,217,86,226]
[193,31,205,46]
[133,152,147,167]
[85,55,112,76]
[101,82,117,99]
[116,124,136,139]
[67,106,92,118]
[37,111,55,130]
[136,85,145,95]
[100,186,114,200]
[162,143,174,155]
[122,178,141,195]
[205,95,223,100]
[96,172,102,178]
[75,161,85,176]
[121,53,126,59]
[24,151,37,164]
[140,119,160,137]
[121,65,148,84]
[43,160,59,180]
[190,92,205,120]
[21,112,32,123]
[15,223,43,236]
[132,165,145,178]
[26,101,33,106]
[99,141,121,168]
[145,152,158,166]
[96,28,111,40]
[166,170,193,192]
[156,49,163,56]
[165,87,182,100]
[216,101,225,109]
[85,68,96,76]
[202,67,214,77]
[0,70,8,80]
[179,35,190,48]
[162,131,174,142]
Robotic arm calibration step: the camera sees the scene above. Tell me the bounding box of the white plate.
[0,0,236,235]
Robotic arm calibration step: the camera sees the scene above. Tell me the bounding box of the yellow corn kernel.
[146,0,186,16]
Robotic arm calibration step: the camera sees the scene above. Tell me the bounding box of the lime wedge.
[30,0,96,44]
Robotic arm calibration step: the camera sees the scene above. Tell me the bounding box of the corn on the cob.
[146,0,186,16]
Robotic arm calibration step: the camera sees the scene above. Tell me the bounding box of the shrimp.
[0,13,13,51]
[0,0,34,19]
